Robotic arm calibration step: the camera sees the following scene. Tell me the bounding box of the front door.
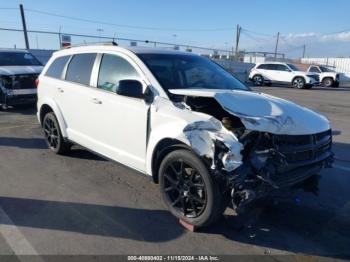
[86,53,149,172]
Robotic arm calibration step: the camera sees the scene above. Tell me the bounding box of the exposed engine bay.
[176,94,334,210]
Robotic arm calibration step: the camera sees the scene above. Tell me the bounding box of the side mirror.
[117,80,144,99]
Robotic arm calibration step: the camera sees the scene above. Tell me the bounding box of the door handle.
[90,98,102,104]
[57,88,64,93]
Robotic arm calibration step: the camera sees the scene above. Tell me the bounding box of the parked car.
[0,49,43,109]
[249,62,319,89]
[307,65,340,87]
[37,44,333,228]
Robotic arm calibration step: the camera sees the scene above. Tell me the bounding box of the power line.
[241,31,273,43]
[24,8,235,32]
[241,28,275,38]
[0,27,233,53]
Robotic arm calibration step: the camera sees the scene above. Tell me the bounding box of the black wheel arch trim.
[151,138,211,184]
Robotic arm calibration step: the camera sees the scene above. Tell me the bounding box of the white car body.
[37,45,333,226]
[307,65,340,87]
[249,62,319,88]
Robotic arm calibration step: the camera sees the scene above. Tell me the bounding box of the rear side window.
[258,64,275,70]
[97,54,139,92]
[275,64,289,71]
[45,56,70,79]
[66,53,96,86]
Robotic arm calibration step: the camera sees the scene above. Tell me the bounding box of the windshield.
[0,52,42,66]
[287,64,301,71]
[137,53,248,92]
[319,66,334,72]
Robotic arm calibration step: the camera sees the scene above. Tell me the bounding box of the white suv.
[37,44,333,228]
[249,62,319,89]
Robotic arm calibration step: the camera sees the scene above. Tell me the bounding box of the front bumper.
[0,92,37,106]
[227,129,333,209]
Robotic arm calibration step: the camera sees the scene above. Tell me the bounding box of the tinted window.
[138,54,247,92]
[66,53,96,85]
[97,54,139,92]
[45,56,70,79]
[319,66,334,72]
[287,64,301,71]
[0,52,42,66]
[275,64,289,71]
[259,64,275,70]
[309,67,320,73]
[257,64,267,69]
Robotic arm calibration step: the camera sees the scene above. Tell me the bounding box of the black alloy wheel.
[159,149,223,228]
[43,112,70,154]
[163,159,207,218]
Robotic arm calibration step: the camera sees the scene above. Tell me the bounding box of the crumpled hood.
[169,89,330,135]
[0,66,43,76]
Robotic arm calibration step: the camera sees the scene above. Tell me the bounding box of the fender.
[145,106,243,176]
[146,121,192,176]
[38,97,68,138]
[292,75,307,83]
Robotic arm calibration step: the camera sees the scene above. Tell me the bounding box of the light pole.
[172,34,177,50]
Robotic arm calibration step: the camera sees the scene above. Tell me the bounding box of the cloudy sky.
[0,0,349,58]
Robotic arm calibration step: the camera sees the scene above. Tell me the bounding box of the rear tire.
[159,149,223,228]
[252,75,264,86]
[43,112,71,154]
[322,77,334,87]
[292,77,306,89]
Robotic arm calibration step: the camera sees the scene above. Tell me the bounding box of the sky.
[0,0,349,58]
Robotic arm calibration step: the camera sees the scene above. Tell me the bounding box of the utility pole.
[302,44,306,58]
[58,26,62,48]
[235,24,241,60]
[19,4,30,50]
[274,32,280,60]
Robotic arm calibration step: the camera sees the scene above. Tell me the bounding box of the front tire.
[159,149,223,228]
[43,112,70,154]
[292,77,306,89]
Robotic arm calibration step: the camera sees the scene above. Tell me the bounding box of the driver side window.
[97,54,140,92]
[184,66,212,87]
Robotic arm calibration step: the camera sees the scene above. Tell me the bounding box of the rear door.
[273,64,292,83]
[56,53,97,146]
[262,64,278,81]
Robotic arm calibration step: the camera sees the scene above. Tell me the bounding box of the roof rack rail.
[61,41,118,50]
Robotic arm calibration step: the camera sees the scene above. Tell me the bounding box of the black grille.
[11,74,38,90]
[308,75,320,82]
[273,129,332,165]
[269,129,332,187]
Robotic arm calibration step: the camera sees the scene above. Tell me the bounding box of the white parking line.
[0,207,40,256]
[333,164,350,172]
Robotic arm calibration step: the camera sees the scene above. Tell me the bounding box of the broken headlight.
[222,151,242,172]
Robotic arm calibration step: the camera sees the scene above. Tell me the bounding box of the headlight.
[222,152,242,172]
[0,75,12,89]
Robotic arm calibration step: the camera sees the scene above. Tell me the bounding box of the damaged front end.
[226,129,333,210]
[171,91,334,212]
